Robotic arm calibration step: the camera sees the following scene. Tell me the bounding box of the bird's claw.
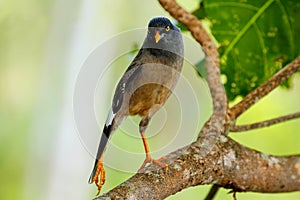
[138,154,168,173]
[93,162,106,196]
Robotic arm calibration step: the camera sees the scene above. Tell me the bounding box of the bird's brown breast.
[122,50,183,118]
[128,83,172,116]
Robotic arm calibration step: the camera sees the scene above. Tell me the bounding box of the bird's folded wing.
[112,58,143,113]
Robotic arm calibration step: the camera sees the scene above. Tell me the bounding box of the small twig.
[231,112,300,132]
[230,55,300,120]
[204,184,220,200]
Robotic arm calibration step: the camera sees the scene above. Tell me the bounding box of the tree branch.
[95,135,300,200]
[231,112,300,132]
[230,56,300,120]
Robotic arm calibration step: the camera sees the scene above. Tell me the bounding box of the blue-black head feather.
[148,17,180,32]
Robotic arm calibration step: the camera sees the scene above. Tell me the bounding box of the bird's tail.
[88,108,116,184]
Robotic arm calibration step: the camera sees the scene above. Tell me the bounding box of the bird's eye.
[165,25,170,32]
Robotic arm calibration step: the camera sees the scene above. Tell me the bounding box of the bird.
[88,17,184,195]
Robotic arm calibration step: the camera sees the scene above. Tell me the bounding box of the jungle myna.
[89,16,184,195]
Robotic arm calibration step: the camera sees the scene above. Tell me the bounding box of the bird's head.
[144,17,183,56]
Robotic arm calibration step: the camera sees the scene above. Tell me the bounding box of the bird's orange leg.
[138,131,168,172]
[92,156,106,196]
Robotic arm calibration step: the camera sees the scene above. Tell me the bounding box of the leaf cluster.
[180,0,300,100]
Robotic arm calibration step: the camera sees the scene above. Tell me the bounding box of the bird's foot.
[138,154,168,173]
[92,162,106,196]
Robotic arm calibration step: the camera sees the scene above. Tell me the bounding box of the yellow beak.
[155,31,161,43]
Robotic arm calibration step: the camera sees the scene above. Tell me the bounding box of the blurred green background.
[0,0,299,199]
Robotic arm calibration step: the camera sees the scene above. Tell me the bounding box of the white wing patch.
[105,108,116,127]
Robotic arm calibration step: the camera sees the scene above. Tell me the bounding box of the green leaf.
[196,0,300,100]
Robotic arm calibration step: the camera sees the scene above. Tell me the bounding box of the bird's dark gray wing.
[112,50,143,113]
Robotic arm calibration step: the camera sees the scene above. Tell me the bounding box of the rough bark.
[95,135,300,199]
